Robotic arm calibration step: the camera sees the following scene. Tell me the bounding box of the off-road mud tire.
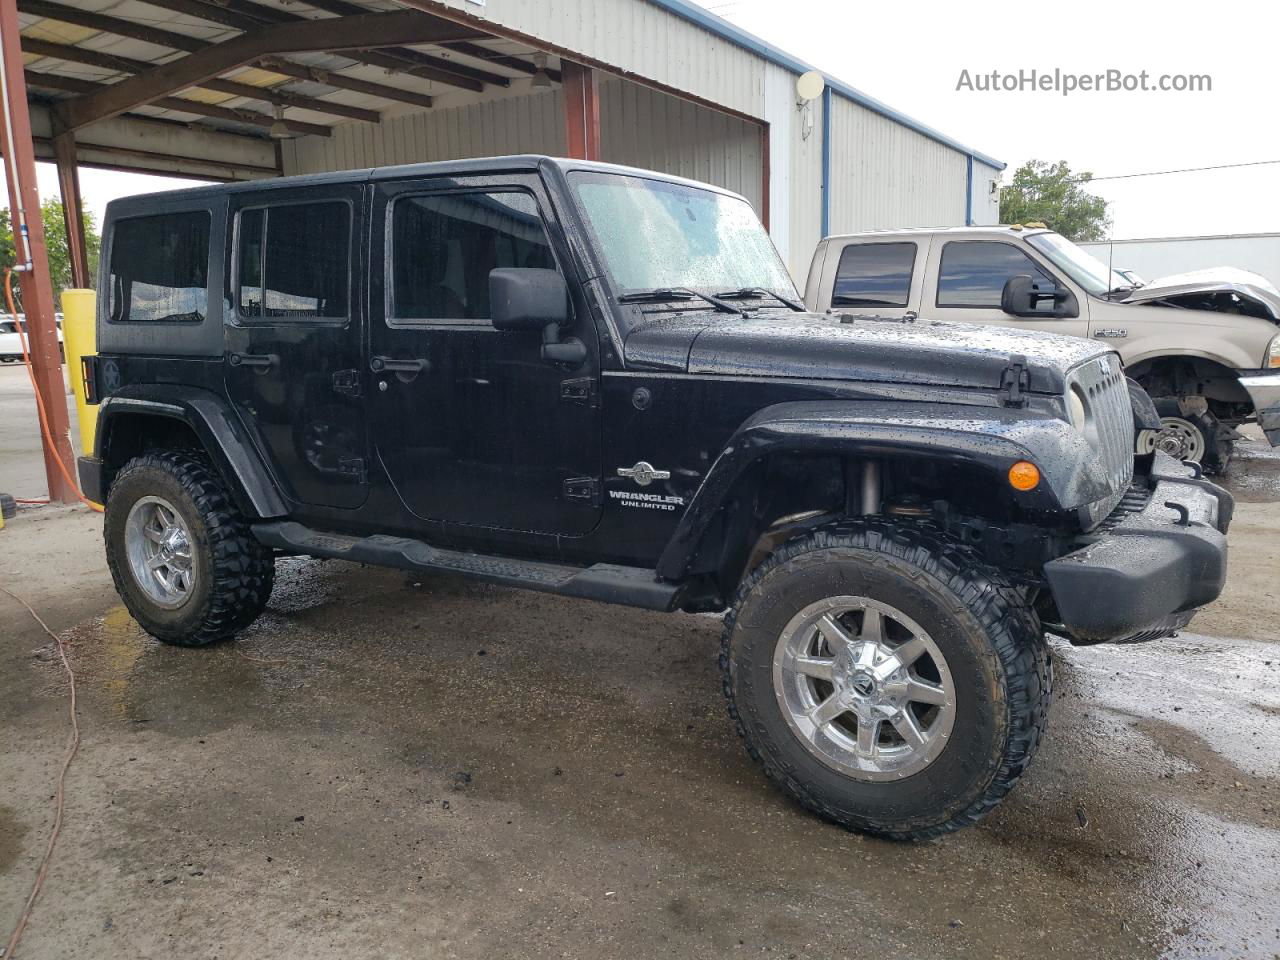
[721,520,1050,841]
[104,451,274,646]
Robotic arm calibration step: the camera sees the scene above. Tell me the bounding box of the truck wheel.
[104,451,274,647]
[721,521,1049,840]
[1152,398,1232,474]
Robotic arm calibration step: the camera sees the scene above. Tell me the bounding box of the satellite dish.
[795,70,825,102]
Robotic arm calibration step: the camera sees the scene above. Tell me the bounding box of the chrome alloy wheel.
[772,597,956,781]
[1155,416,1206,462]
[125,495,195,609]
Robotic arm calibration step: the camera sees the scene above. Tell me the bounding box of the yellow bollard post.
[60,288,97,456]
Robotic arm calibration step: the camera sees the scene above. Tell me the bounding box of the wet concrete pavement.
[2,437,1279,959]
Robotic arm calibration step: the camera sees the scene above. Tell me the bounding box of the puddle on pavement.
[41,556,1280,958]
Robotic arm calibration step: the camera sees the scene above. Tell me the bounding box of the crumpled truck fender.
[656,399,1109,582]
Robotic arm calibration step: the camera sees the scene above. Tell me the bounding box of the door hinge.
[999,354,1031,408]
[560,377,599,407]
[332,368,362,398]
[563,477,600,505]
[338,457,367,483]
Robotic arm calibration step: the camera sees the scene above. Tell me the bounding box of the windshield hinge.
[999,355,1031,408]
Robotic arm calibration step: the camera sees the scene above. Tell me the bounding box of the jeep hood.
[623,311,1110,393]
[1120,267,1280,320]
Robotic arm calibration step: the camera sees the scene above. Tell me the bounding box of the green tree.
[999,160,1112,242]
[0,197,101,299]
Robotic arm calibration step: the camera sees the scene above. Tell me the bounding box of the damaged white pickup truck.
[804,225,1280,472]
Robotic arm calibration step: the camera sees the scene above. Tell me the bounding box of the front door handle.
[370,355,429,378]
[229,352,278,372]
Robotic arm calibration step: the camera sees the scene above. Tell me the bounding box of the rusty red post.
[0,0,77,502]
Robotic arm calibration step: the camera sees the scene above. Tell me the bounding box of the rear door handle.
[370,355,429,378]
[229,352,278,371]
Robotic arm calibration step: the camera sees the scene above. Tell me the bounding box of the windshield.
[568,171,796,299]
[1026,232,1130,296]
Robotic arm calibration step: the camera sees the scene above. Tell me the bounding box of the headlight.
[1267,334,1280,369]
[1066,384,1089,433]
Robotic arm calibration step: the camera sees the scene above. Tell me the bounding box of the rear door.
[817,239,924,318]
[367,173,603,537]
[224,185,369,510]
[922,238,1090,337]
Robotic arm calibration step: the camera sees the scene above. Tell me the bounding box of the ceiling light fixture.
[268,104,290,139]
[530,52,552,89]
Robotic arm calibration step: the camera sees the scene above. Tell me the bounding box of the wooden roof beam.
[54,9,479,131]
[21,37,382,123]
[27,71,333,137]
[17,1,436,110]
[136,0,504,91]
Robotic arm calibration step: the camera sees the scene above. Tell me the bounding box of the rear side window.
[389,191,554,323]
[937,241,1054,309]
[832,242,916,307]
[236,201,350,319]
[108,211,210,323]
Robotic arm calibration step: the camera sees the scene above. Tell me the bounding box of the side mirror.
[1001,274,1079,319]
[488,267,586,366]
[489,267,569,331]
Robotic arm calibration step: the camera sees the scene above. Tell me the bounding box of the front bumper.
[1043,454,1231,644]
[1238,370,1280,444]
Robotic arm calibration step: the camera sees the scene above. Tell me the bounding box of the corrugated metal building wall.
[282,0,1002,280]
[283,76,764,211]
[826,95,968,234]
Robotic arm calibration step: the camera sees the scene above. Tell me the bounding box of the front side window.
[390,191,554,322]
[832,242,916,307]
[108,211,210,323]
[937,241,1054,310]
[568,171,795,298]
[236,201,350,319]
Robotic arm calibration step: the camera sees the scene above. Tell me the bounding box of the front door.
[368,174,602,537]
[224,185,368,510]
[922,238,1090,337]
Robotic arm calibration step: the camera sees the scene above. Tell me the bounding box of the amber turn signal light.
[1008,461,1040,491]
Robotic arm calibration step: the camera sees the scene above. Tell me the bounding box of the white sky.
[16,0,1280,241]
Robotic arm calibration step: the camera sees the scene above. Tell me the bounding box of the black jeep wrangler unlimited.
[80,156,1230,840]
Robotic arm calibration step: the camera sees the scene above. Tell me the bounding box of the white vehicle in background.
[0,314,64,363]
[804,225,1280,473]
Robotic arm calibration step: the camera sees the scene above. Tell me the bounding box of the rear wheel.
[105,451,274,646]
[721,520,1049,840]
[1151,397,1232,474]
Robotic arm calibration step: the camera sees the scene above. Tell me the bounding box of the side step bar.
[253,521,681,612]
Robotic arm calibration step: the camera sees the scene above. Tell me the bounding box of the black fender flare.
[655,399,1111,582]
[93,384,287,518]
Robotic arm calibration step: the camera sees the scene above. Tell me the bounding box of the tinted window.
[390,191,554,322]
[108,211,210,323]
[937,241,1053,309]
[832,243,916,307]
[237,201,350,319]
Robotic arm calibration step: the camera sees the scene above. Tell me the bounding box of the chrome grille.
[1068,354,1134,525]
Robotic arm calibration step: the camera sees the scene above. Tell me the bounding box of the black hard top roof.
[103,155,746,219]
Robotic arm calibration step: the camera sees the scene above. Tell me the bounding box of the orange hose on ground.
[4,268,103,513]
[0,584,81,960]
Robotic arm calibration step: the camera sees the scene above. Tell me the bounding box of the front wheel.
[1150,397,1232,474]
[721,521,1049,840]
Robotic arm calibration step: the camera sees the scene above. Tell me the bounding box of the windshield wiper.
[713,287,804,311]
[616,287,745,315]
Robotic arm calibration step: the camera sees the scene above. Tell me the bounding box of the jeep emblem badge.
[617,461,671,487]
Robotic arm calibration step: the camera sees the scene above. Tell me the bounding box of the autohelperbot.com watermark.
[956,68,1212,96]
